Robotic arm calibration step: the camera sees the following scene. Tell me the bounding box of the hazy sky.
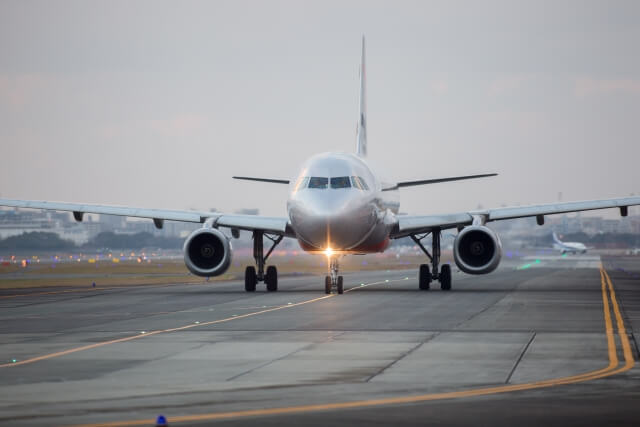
[1,0,639,217]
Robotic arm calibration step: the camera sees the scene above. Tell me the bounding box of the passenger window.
[330,176,351,189]
[308,177,329,189]
[294,176,309,192]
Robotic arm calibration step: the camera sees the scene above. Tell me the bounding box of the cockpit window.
[351,176,370,191]
[330,176,351,189]
[299,176,368,190]
[293,176,309,192]
[308,177,329,189]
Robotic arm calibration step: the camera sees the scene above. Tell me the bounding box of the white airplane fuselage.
[552,232,587,254]
[554,242,587,254]
[287,152,399,253]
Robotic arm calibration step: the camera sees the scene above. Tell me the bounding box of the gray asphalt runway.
[0,255,638,426]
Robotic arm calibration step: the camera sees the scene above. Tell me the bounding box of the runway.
[0,255,638,426]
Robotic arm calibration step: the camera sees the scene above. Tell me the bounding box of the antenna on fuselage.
[356,35,367,157]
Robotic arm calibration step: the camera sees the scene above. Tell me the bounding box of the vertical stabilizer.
[356,36,367,157]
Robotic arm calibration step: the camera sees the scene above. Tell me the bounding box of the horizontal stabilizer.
[384,173,497,191]
[233,176,290,184]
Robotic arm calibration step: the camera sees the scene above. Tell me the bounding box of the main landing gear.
[245,231,283,292]
[325,256,344,295]
[411,229,452,291]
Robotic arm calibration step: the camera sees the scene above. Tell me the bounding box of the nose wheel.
[245,231,283,292]
[325,256,344,294]
[412,229,453,291]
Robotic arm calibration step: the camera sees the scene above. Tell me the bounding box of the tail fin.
[356,36,367,157]
[552,231,562,244]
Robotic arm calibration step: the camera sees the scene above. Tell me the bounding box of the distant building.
[0,209,99,244]
[235,208,259,215]
[99,214,126,231]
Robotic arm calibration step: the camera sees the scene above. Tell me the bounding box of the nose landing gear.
[411,229,452,291]
[244,231,283,292]
[325,256,344,294]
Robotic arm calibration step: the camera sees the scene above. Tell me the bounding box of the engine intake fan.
[183,227,232,277]
[453,226,502,275]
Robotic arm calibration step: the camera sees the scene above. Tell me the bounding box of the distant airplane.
[1,37,639,294]
[553,231,587,254]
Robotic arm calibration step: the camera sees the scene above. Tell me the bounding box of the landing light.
[324,247,334,257]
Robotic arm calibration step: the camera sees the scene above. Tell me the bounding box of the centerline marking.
[0,281,194,300]
[67,266,635,427]
[0,278,397,368]
[0,286,140,300]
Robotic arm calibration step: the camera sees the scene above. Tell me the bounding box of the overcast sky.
[1,0,639,217]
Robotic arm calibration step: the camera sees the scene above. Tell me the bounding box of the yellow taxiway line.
[67,266,635,427]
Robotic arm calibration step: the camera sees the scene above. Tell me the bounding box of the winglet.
[356,36,367,157]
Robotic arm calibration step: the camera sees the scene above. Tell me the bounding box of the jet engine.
[183,228,232,277]
[453,226,502,275]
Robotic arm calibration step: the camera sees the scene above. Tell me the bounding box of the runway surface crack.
[225,332,347,382]
[364,332,440,382]
[506,331,536,383]
[631,332,639,360]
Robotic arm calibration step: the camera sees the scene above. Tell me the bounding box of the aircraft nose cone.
[289,193,375,250]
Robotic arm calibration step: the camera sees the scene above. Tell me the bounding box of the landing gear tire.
[325,276,332,294]
[440,264,452,291]
[419,264,431,290]
[265,266,278,292]
[337,276,344,294]
[248,230,283,293]
[245,266,257,292]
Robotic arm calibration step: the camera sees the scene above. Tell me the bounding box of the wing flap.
[392,196,640,238]
[0,198,292,236]
[394,213,473,237]
[484,197,640,221]
[0,199,209,223]
[215,215,289,234]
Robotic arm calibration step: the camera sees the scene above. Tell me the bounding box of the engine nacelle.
[453,226,502,275]
[183,227,232,277]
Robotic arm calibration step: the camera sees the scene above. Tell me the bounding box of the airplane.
[552,231,588,254]
[1,37,639,295]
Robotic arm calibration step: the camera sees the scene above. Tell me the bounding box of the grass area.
[0,252,453,290]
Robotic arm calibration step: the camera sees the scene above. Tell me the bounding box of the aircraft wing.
[0,198,291,236]
[392,196,640,237]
